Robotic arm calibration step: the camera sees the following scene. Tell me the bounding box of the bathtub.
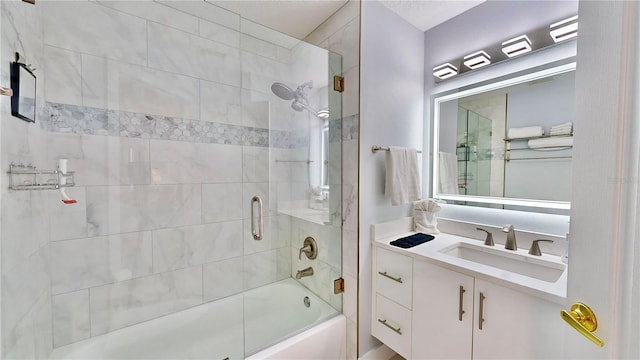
[49,278,345,359]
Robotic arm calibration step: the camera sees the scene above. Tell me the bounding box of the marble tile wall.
[3,0,346,356]
[1,1,53,358]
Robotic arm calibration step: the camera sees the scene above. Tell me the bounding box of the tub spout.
[296,267,314,279]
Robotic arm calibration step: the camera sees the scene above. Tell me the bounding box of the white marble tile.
[86,185,201,236]
[50,232,153,295]
[1,191,49,275]
[32,291,53,359]
[342,67,360,118]
[44,46,82,106]
[240,18,300,50]
[243,218,272,255]
[90,266,203,336]
[48,133,151,186]
[203,256,243,302]
[98,1,199,35]
[342,183,357,232]
[199,80,242,125]
[346,318,357,360]
[241,52,291,94]
[328,17,360,72]
[2,247,49,353]
[48,187,87,241]
[159,1,240,31]
[342,229,358,278]
[52,290,90,348]
[293,254,337,305]
[276,246,291,281]
[82,55,200,120]
[243,250,276,290]
[43,1,147,65]
[150,140,242,184]
[272,215,292,248]
[304,0,360,46]
[148,22,241,86]
[241,34,280,61]
[3,310,36,360]
[202,183,243,223]
[241,90,271,129]
[199,19,240,48]
[342,273,357,322]
[243,146,270,183]
[153,221,243,273]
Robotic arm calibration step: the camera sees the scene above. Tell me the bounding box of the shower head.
[271,83,295,101]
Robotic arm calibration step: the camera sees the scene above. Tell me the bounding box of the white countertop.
[374,231,568,304]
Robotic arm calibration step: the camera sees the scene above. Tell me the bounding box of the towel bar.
[371,145,422,154]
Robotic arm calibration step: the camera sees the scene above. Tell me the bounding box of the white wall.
[359,1,424,355]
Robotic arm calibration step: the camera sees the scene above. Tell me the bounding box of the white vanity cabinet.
[412,260,565,359]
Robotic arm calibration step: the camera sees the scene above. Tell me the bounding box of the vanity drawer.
[375,294,412,359]
[376,248,413,309]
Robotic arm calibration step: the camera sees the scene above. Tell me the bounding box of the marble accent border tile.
[44,102,299,149]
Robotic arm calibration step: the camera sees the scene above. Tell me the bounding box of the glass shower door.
[239,19,343,357]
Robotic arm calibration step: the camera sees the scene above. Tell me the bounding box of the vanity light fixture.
[463,50,491,69]
[502,35,532,58]
[550,16,578,43]
[433,63,458,80]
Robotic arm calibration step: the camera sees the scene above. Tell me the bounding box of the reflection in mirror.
[433,63,576,212]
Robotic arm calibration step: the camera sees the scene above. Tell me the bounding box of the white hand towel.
[414,199,442,234]
[438,152,459,195]
[550,122,573,131]
[507,126,544,139]
[385,147,421,206]
[528,136,573,149]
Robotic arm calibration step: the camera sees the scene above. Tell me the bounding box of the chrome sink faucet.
[502,224,517,251]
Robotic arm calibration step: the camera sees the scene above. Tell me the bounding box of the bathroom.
[0,0,638,359]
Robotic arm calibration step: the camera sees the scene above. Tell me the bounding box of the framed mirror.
[10,61,37,123]
[432,62,576,211]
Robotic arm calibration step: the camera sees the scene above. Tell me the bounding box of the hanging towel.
[507,126,544,139]
[550,122,573,136]
[385,147,421,206]
[438,152,459,195]
[528,136,573,149]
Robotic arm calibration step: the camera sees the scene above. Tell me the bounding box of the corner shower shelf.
[7,164,75,190]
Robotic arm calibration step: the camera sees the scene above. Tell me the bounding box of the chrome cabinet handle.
[479,292,486,330]
[378,319,402,335]
[251,195,263,240]
[378,271,403,283]
[459,285,466,321]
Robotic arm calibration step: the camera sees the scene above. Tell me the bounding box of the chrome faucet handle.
[476,228,494,246]
[528,239,554,256]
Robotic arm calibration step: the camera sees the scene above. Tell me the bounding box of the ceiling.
[208,0,349,40]
[378,0,485,32]
[209,0,485,40]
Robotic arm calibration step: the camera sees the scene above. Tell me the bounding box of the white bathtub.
[50,278,345,359]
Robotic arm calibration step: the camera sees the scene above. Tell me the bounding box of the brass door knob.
[560,303,604,347]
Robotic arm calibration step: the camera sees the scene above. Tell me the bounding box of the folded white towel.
[385,147,421,206]
[528,136,573,149]
[507,126,544,139]
[438,152,459,195]
[550,128,573,136]
[414,199,441,234]
[550,122,573,130]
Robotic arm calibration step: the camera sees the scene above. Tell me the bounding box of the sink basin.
[439,242,565,282]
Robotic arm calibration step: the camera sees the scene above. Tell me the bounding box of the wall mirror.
[432,62,576,213]
[10,61,37,123]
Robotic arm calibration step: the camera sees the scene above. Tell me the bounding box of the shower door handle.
[251,195,263,240]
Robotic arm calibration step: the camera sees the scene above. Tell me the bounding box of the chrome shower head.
[271,82,295,101]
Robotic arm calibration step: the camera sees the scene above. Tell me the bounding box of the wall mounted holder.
[10,52,37,123]
[8,163,75,191]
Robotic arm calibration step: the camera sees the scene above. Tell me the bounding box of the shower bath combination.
[271,81,329,120]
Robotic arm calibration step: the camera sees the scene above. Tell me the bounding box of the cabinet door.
[472,279,565,359]
[412,261,474,359]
